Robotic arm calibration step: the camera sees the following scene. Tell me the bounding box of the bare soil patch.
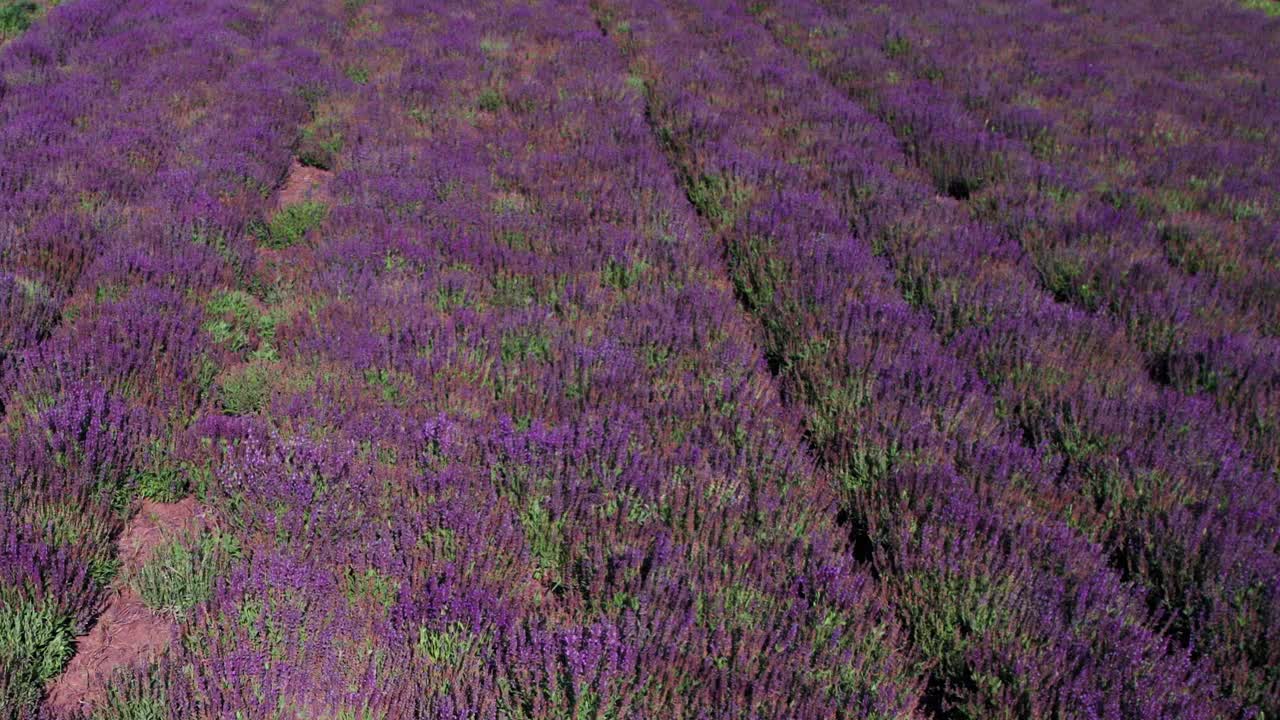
[44,499,208,714]
[278,159,334,209]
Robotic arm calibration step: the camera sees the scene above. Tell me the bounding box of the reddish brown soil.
[117,497,207,569]
[44,588,178,714]
[253,159,335,291]
[277,159,334,209]
[44,499,209,714]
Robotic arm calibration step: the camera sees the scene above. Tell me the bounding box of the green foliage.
[496,230,530,252]
[192,355,221,408]
[1241,0,1280,16]
[477,87,504,112]
[907,570,1003,671]
[1228,198,1263,222]
[1037,253,1100,312]
[686,173,749,228]
[92,664,168,720]
[25,499,97,551]
[727,234,787,317]
[204,289,284,361]
[500,330,552,365]
[220,362,272,416]
[0,1,37,37]
[883,33,912,59]
[640,341,673,369]
[1049,411,1110,467]
[479,35,510,55]
[363,367,415,407]
[837,439,901,500]
[1159,223,1224,277]
[133,464,186,503]
[12,274,45,300]
[383,249,409,273]
[297,116,344,170]
[807,378,873,450]
[521,499,566,587]
[417,527,458,562]
[492,272,537,308]
[601,257,648,291]
[130,439,189,503]
[91,555,122,587]
[190,227,236,267]
[132,530,240,617]
[253,201,328,249]
[95,282,128,305]
[897,568,1030,718]
[416,621,480,668]
[806,609,903,709]
[435,284,469,311]
[1027,128,1060,161]
[22,497,120,588]
[344,64,370,85]
[0,600,75,710]
[342,567,400,610]
[696,582,774,633]
[495,663,615,720]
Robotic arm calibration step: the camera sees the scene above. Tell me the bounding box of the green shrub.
[477,88,504,113]
[0,1,37,37]
[479,35,509,56]
[500,330,552,364]
[521,499,566,587]
[344,64,369,84]
[132,531,240,617]
[0,600,75,710]
[90,555,122,587]
[22,497,121,587]
[686,173,748,228]
[342,567,399,610]
[220,363,272,416]
[129,439,189,503]
[92,664,168,720]
[1242,0,1280,17]
[602,257,649,291]
[297,117,344,170]
[254,201,328,249]
[134,463,186,503]
[883,33,912,59]
[362,367,415,407]
[203,289,282,360]
[416,621,481,669]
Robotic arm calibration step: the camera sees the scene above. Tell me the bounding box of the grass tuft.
[132,531,240,618]
[0,1,37,37]
[253,201,328,249]
[1241,0,1280,16]
[220,362,272,416]
[0,600,76,710]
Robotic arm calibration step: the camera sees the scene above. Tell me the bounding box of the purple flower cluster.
[591,0,1267,714]
[1,0,346,712]
[0,0,1275,717]
[751,0,1280,472]
[137,0,919,715]
[740,0,1280,710]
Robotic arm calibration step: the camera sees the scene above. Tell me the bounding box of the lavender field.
[0,0,1277,717]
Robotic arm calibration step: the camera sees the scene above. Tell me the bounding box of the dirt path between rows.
[45,158,334,715]
[44,498,208,714]
[278,159,334,208]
